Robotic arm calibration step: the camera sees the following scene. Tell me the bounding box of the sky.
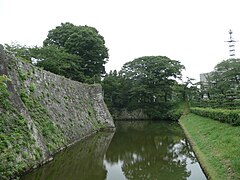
[1,0,240,82]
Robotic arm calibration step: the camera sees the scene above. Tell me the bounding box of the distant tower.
[225,29,238,57]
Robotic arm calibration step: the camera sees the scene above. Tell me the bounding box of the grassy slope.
[180,113,240,180]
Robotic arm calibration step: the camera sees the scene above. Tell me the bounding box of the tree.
[211,59,240,92]
[175,77,196,101]
[102,70,131,110]
[120,56,185,104]
[43,22,109,81]
[4,43,32,63]
[192,58,240,109]
[102,56,185,119]
[4,23,108,83]
[209,58,240,108]
[31,45,86,82]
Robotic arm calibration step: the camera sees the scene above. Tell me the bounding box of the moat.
[21,121,207,180]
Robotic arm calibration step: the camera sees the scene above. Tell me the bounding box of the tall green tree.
[211,58,240,94]
[31,45,86,82]
[209,58,240,108]
[102,70,130,110]
[192,58,240,108]
[4,23,108,83]
[102,56,185,119]
[43,22,109,80]
[120,56,185,104]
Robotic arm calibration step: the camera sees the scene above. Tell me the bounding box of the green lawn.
[180,113,240,180]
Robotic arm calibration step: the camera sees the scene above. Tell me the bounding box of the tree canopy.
[31,45,86,82]
[120,56,184,102]
[191,58,240,109]
[5,23,109,83]
[42,22,109,82]
[4,43,32,63]
[102,56,185,119]
[211,58,240,94]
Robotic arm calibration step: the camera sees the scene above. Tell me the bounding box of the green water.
[21,121,207,180]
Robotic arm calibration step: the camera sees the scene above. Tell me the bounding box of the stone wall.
[112,108,150,120]
[0,45,115,179]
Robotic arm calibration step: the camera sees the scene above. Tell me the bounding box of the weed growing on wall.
[0,75,10,109]
[20,89,66,153]
[0,108,36,179]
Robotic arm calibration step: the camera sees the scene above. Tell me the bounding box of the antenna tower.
[225,29,238,57]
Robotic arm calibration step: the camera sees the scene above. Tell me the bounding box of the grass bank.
[179,113,240,180]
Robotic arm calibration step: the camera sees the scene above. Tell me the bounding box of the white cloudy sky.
[1,0,240,81]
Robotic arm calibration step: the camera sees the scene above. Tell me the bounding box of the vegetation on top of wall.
[5,22,109,84]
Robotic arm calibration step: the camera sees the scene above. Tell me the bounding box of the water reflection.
[21,121,206,180]
[21,132,114,180]
[104,121,206,180]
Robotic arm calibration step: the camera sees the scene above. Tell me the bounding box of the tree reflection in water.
[21,121,206,180]
[21,132,114,180]
[105,121,201,180]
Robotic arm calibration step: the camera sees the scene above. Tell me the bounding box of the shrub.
[29,83,36,93]
[190,107,240,126]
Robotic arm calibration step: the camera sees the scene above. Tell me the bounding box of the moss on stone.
[0,109,35,179]
[20,89,66,153]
